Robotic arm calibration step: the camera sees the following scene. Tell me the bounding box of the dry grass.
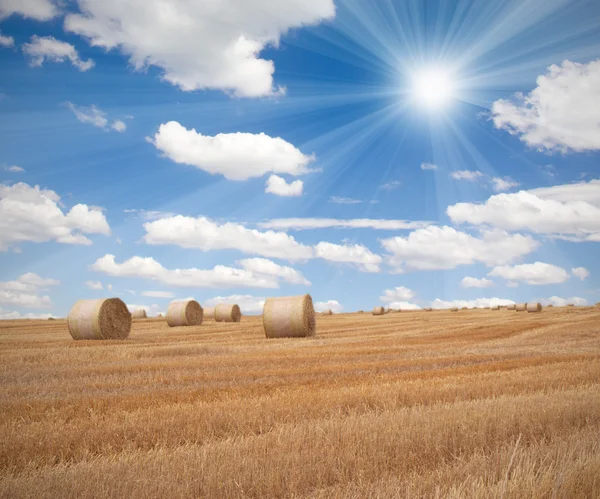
[1,307,599,498]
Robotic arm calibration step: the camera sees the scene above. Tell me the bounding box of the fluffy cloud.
[150,122,314,181]
[127,303,163,316]
[571,267,590,281]
[0,308,54,320]
[540,296,588,307]
[64,0,334,97]
[0,290,52,309]
[23,36,94,71]
[421,163,438,171]
[447,180,600,241]
[237,258,310,285]
[386,301,421,310]
[65,102,126,132]
[141,291,175,299]
[492,177,520,192]
[265,175,303,197]
[0,31,14,47]
[329,196,362,205]
[0,0,58,20]
[4,165,25,172]
[381,226,538,272]
[0,273,59,291]
[110,120,127,132]
[143,215,313,261]
[85,280,103,290]
[491,59,600,152]
[258,218,430,231]
[0,182,110,251]
[488,262,570,285]
[451,170,483,181]
[314,300,343,313]
[431,298,515,309]
[380,286,415,302]
[92,254,290,289]
[314,242,382,273]
[461,277,494,288]
[0,273,58,310]
[204,294,266,315]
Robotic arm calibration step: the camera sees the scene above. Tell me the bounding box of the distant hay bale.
[322,309,333,315]
[67,298,131,340]
[547,305,554,308]
[424,308,433,312]
[491,305,500,311]
[263,294,315,338]
[214,304,242,323]
[461,307,468,310]
[357,310,364,314]
[48,317,56,321]
[507,304,516,310]
[515,303,527,312]
[372,306,385,316]
[450,307,459,312]
[166,300,203,327]
[131,309,147,319]
[203,307,215,320]
[567,304,575,307]
[527,302,543,313]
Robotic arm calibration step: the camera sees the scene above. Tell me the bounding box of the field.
[1,307,600,498]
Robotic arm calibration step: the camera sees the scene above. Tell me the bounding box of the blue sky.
[1,0,599,318]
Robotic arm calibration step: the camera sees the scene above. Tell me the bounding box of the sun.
[411,68,455,109]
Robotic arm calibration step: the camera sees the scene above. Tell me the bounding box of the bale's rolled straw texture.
[527,302,543,313]
[516,303,527,312]
[263,294,315,338]
[203,307,215,320]
[450,307,459,312]
[67,298,131,340]
[372,306,385,316]
[131,309,147,319]
[507,304,516,310]
[166,300,203,327]
[214,304,242,323]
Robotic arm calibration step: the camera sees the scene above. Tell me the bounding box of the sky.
[1,0,599,318]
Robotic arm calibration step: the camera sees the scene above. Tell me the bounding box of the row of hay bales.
[67,295,316,341]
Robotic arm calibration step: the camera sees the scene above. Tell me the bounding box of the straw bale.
[507,304,516,310]
[424,308,433,311]
[214,304,242,323]
[166,300,203,327]
[515,303,527,312]
[372,306,385,316]
[527,302,543,313]
[263,294,315,338]
[203,307,215,320]
[131,309,147,319]
[491,305,500,310]
[450,307,459,312]
[67,298,131,340]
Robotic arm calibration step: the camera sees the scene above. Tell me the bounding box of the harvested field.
[1,307,600,498]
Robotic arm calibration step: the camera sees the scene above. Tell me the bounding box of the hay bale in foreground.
[516,303,527,312]
[214,304,242,323]
[527,302,543,313]
[132,309,147,319]
[166,300,203,327]
[507,304,516,310]
[372,306,385,316]
[450,307,459,312]
[203,307,215,320]
[263,294,315,338]
[67,298,131,340]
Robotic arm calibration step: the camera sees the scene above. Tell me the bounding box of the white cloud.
[124,209,176,221]
[265,175,303,197]
[314,300,343,313]
[451,170,484,181]
[461,276,494,288]
[4,165,25,173]
[64,0,334,97]
[386,301,421,310]
[0,0,58,20]
[127,303,162,316]
[380,286,415,303]
[0,182,110,251]
[540,296,588,307]
[141,291,175,299]
[0,290,52,309]
[85,280,103,290]
[237,258,310,285]
[491,59,600,153]
[571,267,590,281]
[150,122,315,181]
[381,226,538,272]
[447,180,600,241]
[111,120,127,132]
[492,177,520,192]
[380,181,402,190]
[421,163,438,171]
[143,215,313,261]
[0,307,54,320]
[488,262,570,285]
[431,298,515,309]
[506,281,519,288]
[0,31,14,47]
[205,294,266,315]
[314,241,382,273]
[0,273,59,292]
[23,36,94,71]
[329,196,362,205]
[92,254,283,289]
[258,218,431,231]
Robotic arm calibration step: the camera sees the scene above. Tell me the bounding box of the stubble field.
[1,307,599,498]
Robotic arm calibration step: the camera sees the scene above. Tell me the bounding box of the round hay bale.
[322,309,333,316]
[132,309,147,319]
[214,304,242,322]
[263,294,315,338]
[461,307,468,310]
[67,298,131,340]
[507,304,516,310]
[527,302,542,313]
[166,300,203,327]
[491,305,500,311]
[357,310,364,314]
[515,303,527,312]
[203,307,215,320]
[547,305,553,308]
[567,304,575,307]
[372,306,385,316]
[450,307,459,312]
[424,307,433,312]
